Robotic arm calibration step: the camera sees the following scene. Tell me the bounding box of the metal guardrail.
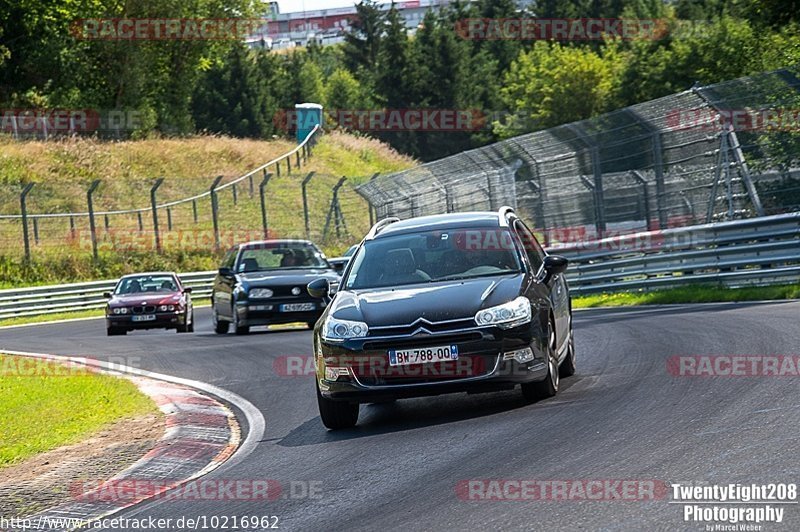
[552,211,800,294]
[0,213,797,320]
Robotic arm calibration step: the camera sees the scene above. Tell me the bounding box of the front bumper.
[235,298,325,326]
[106,311,186,330]
[316,322,549,403]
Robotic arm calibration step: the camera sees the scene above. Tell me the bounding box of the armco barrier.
[552,211,800,294]
[0,213,797,320]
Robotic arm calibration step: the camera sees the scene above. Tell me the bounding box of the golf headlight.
[250,288,274,299]
[475,296,532,329]
[159,305,175,311]
[322,317,368,342]
[112,307,128,315]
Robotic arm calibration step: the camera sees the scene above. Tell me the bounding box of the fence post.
[69,215,76,239]
[259,171,273,238]
[167,208,173,231]
[232,183,238,205]
[302,172,316,239]
[137,212,143,232]
[323,177,348,240]
[276,160,281,177]
[210,175,224,251]
[87,180,101,260]
[150,177,165,253]
[104,214,110,234]
[286,157,292,175]
[631,171,652,231]
[248,174,255,198]
[20,183,35,262]
[296,150,301,169]
[33,217,39,245]
[370,173,380,223]
[192,199,198,223]
[650,131,668,229]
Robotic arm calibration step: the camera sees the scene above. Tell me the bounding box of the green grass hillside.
[0,132,414,287]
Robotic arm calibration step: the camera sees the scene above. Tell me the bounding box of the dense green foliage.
[1,0,799,160]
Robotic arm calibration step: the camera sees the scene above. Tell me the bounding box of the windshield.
[115,275,178,295]
[237,243,328,272]
[344,228,522,290]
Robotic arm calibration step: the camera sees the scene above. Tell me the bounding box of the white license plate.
[280,303,315,312]
[132,314,156,322]
[389,345,459,366]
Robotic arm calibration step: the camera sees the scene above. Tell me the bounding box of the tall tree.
[342,0,384,74]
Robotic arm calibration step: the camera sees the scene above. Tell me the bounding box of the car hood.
[238,269,338,287]
[110,293,182,306]
[330,274,525,326]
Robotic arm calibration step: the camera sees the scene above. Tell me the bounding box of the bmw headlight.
[475,296,532,329]
[321,317,368,342]
[250,288,274,299]
[112,307,128,315]
[159,305,175,312]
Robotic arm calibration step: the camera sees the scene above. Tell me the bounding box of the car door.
[214,249,237,318]
[514,220,569,351]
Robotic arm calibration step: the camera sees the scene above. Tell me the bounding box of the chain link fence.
[0,127,376,260]
[357,67,800,245]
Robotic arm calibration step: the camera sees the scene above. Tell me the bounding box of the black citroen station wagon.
[307,207,575,429]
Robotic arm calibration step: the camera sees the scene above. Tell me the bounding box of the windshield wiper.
[431,270,520,282]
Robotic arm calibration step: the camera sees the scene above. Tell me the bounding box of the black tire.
[521,319,559,402]
[107,326,127,336]
[317,383,359,430]
[212,308,229,335]
[559,324,576,378]
[233,308,250,335]
[177,310,194,334]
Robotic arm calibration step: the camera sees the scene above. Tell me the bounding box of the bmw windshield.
[344,228,522,290]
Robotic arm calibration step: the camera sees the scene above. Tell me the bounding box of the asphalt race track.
[2,301,799,531]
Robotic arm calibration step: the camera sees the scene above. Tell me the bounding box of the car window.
[345,228,521,290]
[514,220,545,273]
[115,275,178,295]
[221,249,237,269]
[236,243,328,272]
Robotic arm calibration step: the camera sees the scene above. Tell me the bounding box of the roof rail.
[366,217,400,239]
[498,206,515,226]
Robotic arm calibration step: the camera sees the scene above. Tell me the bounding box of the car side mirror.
[218,267,233,278]
[184,287,193,294]
[307,278,330,299]
[103,291,112,299]
[542,255,569,281]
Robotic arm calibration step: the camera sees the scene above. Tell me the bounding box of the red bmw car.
[104,272,194,336]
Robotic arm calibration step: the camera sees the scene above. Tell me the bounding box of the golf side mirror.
[307,278,330,299]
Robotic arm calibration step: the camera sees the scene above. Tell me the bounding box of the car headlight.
[249,288,274,299]
[112,307,128,315]
[159,305,175,312]
[321,317,368,342]
[475,296,532,329]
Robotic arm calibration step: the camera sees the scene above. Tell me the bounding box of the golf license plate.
[280,303,315,312]
[389,345,459,366]
[132,314,156,322]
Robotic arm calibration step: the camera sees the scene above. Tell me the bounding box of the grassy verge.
[0,354,159,468]
[573,283,800,308]
[0,131,415,287]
